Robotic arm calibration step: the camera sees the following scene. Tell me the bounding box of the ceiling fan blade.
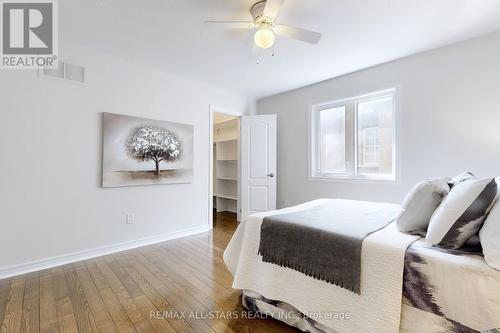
[263,0,284,19]
[204,21,254,29]
[274,24,322,44]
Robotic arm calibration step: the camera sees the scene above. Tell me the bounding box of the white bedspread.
[224,199,419,333]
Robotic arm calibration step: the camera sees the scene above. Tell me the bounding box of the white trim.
[311,88,396,110]
[308,174,400,185]
[0,225,209,280]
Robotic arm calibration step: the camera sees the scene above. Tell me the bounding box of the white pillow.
[449,171,475,187]
[396,178,450,235]
[480,196,500,271]
[426,178,497,249]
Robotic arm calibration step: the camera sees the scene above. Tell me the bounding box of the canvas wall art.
[102,112,194,187]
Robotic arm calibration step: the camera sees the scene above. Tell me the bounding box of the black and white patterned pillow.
[480,198,500,271]
[426,178,497,249]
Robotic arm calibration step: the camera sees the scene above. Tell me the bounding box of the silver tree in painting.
[126,126,181,175]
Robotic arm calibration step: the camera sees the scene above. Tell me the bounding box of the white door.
[241,114,277,219]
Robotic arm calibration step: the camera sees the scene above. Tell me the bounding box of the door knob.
[267,173,275,178]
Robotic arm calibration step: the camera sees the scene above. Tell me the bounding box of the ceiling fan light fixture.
[254,28,275,49]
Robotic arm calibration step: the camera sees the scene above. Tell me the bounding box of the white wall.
[0,44,249,272]
[257,32,500,207]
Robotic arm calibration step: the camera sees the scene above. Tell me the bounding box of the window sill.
[309,174,399,185]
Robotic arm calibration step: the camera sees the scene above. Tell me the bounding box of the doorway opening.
[209,107,241,229]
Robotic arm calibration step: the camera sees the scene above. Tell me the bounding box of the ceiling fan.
[205,0,322,52]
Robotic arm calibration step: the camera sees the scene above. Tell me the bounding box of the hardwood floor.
[0,212,298,333]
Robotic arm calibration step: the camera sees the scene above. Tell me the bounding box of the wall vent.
[40,61,86,84]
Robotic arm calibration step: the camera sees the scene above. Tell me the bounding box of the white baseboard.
[0,225,210,280]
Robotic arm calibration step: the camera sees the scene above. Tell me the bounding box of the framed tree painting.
[102,112,194,187]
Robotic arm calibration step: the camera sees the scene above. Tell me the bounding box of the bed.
[223,199,500,333]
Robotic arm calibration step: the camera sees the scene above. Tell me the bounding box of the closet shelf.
[214,138,238,143]
[214,194,237,200]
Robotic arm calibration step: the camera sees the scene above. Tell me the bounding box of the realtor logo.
[1,0,58,69]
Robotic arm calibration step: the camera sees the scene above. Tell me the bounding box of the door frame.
[208,105,243,229]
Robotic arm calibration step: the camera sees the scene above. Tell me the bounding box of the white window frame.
[309,88,397,182]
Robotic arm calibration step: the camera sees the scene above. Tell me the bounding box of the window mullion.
[317,110,322,175]
[353,100,359,177]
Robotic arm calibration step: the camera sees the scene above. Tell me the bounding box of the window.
[319,106,346,173]
[311,89,396,181]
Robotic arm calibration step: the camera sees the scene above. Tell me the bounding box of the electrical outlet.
[126,213,135,224]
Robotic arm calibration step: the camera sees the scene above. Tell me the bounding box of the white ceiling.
[61,0,500,99]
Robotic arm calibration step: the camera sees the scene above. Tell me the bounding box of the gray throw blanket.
[258,200,399,294]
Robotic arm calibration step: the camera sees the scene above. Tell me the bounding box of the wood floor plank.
[95,288,136,333]
[1,277,26,333]
[142,249,221,311]
[165,248,237,302]
[85,262,110,292]
[152,244,236,305]
[106,261,143,299]
[105,258,176,333]
[63,266,99,333]
[75,266,117,333]
[21,273,40,333]
[0,280,13,329]
[86,260,137,333]
[94,261,154,333]
[123,251,220,333]
[114,252,188,333]
[39,275,58,333]
[158,240,234,294]
[133,250,237,333]
[170,240,234,286]
[52,269,78,333]
[140,246,250,332]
